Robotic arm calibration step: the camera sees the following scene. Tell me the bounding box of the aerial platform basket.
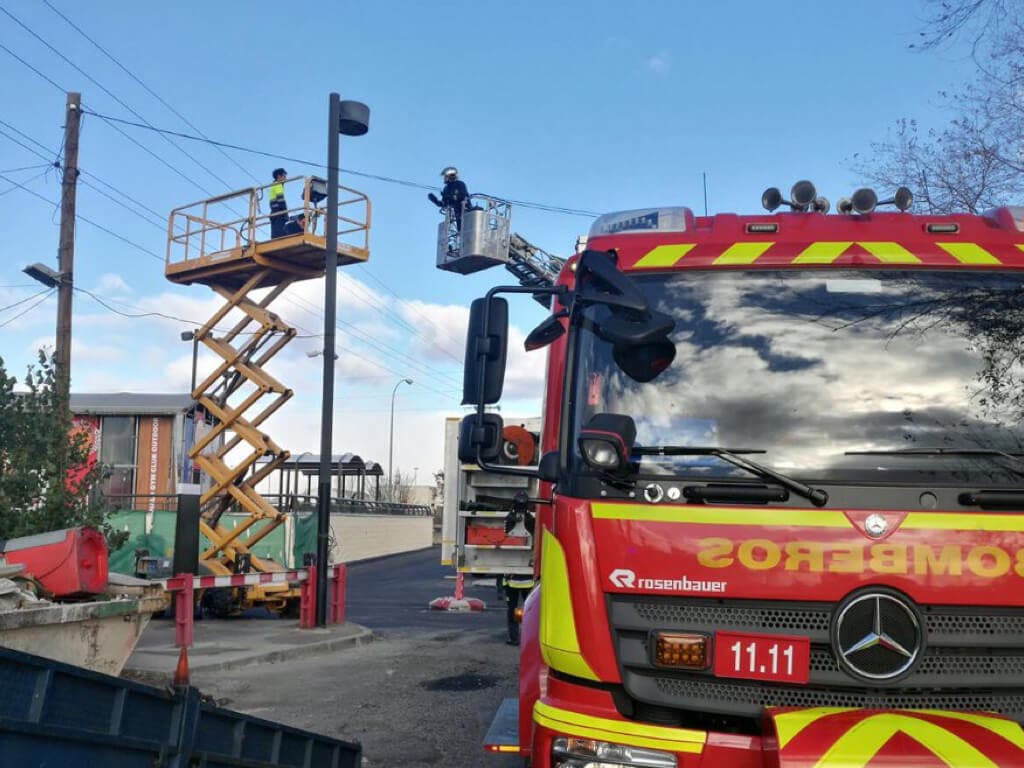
[165,175,370,289]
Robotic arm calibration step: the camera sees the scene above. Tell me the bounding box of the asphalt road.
[189,547,524,768]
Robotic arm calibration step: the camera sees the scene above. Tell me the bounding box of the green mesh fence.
[108,510,291,575]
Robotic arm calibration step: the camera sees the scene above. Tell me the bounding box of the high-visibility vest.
[269,182,286,207]
[505,576,536,590]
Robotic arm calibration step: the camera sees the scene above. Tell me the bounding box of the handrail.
[166,175,370,266]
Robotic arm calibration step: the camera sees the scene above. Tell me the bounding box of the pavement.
[122,547,519,767]
[126,616,374,679]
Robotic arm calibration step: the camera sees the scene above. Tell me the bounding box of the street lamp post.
[388,378,413,499]
[180,330,199,394]
[315,93,369,628]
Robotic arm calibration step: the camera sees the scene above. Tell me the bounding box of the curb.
[124,625,376,677]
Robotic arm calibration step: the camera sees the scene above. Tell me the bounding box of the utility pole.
[56,92,81,408]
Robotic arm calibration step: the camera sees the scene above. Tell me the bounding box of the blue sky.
[0,0,979,476]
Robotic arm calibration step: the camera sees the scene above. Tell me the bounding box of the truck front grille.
[609,596,1024,722]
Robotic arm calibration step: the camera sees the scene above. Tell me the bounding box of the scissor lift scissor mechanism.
[165,176,370,612]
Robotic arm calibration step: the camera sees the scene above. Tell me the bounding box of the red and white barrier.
[429,571,485,612]
[163,564,347,649]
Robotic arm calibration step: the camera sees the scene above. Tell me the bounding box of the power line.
[80,177,166,231]
[281,294,463,390]
[0,3,236,192]
[0,118,169,230]
[0,171,163,260]
[0,162,52,174]
[0,117,59,158]
[0,169,49,197]
[77,109,602,217]
[75,286,319,338]
[0,289,54,329]
[0,39,66,92]
[40,0,260,184]
[356,267,465,362]
[0,288,52,314]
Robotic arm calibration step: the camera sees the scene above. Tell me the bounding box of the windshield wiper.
[845,448,1024,466]
[635,446,829,507]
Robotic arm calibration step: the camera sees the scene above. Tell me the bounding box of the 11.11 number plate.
[713,631,810,684]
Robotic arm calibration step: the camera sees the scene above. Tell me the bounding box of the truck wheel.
[201,586,235,619]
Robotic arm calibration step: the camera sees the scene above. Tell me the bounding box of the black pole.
[315,93,342,626]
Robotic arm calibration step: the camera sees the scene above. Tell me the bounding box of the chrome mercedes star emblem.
[864,513,888,538]
[832,592,923,682]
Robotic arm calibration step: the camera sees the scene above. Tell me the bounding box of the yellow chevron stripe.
[936,242,1001,264]
[714,241,773,265]
[815,713,995,768]
[633,243,696,268]
[1017,244,1024,254]
[858,241,921,264]
[590,503,851,528]
[917,711,1024,750]
[773,707,851,748]
[534,701,705,754]
[792,242,853,264]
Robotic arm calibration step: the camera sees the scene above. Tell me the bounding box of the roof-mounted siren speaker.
[837,197,854,215]
[879,186,913,212]
[851,188,879,214]
[790,180,817,212]
[761,187,784,212]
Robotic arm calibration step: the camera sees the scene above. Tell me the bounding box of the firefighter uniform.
[502,573,536,645]
[269,168,288,238]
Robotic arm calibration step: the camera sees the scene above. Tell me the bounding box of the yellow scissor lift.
[166,176,370,614]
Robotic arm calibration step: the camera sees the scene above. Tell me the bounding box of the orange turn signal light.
[653,632,709,669]
[513,607,524,623]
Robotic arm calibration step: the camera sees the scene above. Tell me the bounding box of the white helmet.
[441,166,458,180]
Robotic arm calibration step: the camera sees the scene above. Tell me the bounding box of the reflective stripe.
[713,241,773,265]
[792,242,852,264]
[591,503,851,529]
[633,243,695,268]
[770,707,1024,768]
[858,241,921,264]
[902,512,1024,532]
[539,529,597,680]
[534,700,705,754]
[936,242,1001,264]
[817,713,996,768]
[506,578,536,589]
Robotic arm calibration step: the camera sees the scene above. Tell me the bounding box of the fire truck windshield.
[571,268,1024,486]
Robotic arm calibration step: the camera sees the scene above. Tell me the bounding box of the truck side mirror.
[462,297,508,405]
[458,414,504,463]
[613,337,676,383]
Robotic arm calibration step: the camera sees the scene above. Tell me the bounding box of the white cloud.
[92,273,132,296]
[646,51,671,76]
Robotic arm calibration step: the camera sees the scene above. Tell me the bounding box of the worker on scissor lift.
[283,212,306,236]
[428,166,471,232]
[269,167,288,238]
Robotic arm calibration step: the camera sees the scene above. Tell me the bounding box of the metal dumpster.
[0,647,361,767]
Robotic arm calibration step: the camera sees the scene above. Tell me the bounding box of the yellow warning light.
[653,632,709,669]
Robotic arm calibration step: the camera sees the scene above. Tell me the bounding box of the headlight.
[552,737,677,768]
[580,438,622,469]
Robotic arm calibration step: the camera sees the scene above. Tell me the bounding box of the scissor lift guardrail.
[166,176,370,612]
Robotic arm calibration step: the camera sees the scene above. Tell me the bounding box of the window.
[100,416,137,500]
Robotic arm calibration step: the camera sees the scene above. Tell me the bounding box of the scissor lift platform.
[166,176,370,290]
[165,176,370,613]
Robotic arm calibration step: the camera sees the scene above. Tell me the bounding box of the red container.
[2,527,108,597]
[465,521,528,547]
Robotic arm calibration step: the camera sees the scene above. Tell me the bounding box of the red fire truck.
[447,185,1024,767]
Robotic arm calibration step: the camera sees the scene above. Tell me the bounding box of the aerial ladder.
[432,195,566,616]
[165,176,370,614]
[435,196,565,302]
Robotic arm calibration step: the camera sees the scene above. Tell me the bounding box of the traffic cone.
[173,646,191,687]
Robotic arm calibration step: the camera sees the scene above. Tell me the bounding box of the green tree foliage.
[0,352,126,547]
